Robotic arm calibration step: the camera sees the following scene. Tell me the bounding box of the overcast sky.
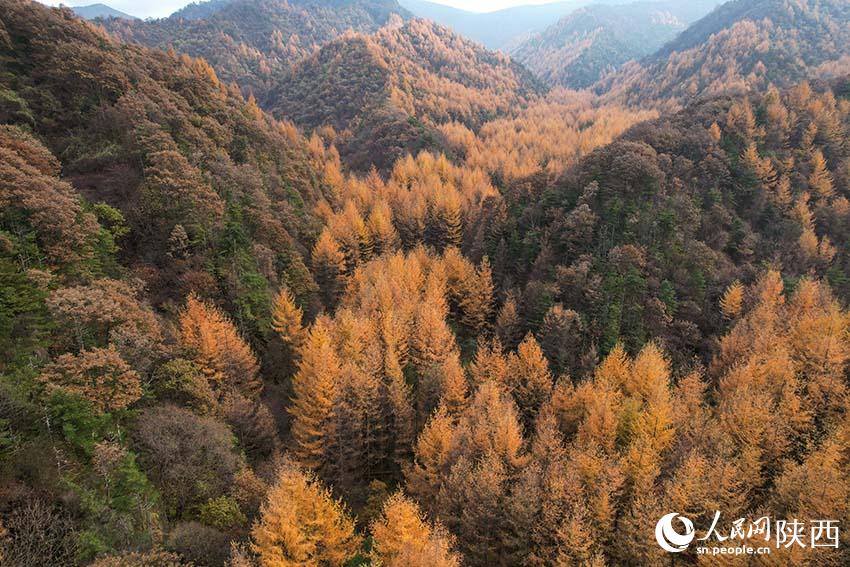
[40,0,563,19]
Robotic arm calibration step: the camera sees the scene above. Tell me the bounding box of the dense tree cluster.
[102,0,408,100]
[268,17,540,171]
[598,0,850,109]
[439,90,658,182]
[512,0,719,89]
[4,0,850,566]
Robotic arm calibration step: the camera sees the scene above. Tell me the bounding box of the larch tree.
[370,492,461,567]
[289,319,341,475]
[251,464,358,567]
[809,149,835,199]
[505,334,554,430]
[495,293,523,350]
[270,286,306,377]
[719,280,745,319]
[458,256,494,334]
[537,304,583,377]
[179,294,261,399]
[271,286,305,352]
[311,230,347,310]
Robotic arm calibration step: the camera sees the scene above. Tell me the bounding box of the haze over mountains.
[5,0,850,566]
[513,0,723,88]
[70,2,138,19]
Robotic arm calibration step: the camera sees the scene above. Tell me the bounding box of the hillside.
[0,0,332,340]
[101,0,411,98]
[599,0,850,107]
[267,17,541,171]
[514,0,720,88]
[449,77,850,406]
[71,3,137,20]
[6,1,850,567]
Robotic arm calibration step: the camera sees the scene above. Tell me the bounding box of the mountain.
[0,0,331,336]
[399,0,584,51]
[101,0,411,98]
[514,0,720,88]
[7,1,850,567]
[267,17,541,171]
[599,0,850,107]
[71,3,137,19]
[499,76,850,362]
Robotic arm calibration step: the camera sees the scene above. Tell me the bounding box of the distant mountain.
[102,0,411,98]
[399,0,585,51]
[267,18,541,171]
[514,0,721,89]
[71,3,137,19]
[599,0,850,107]
[167,0,233,19]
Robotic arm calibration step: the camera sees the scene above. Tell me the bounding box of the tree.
[271,286,305,350]
[505,334,553,430]
[179,294,261,399]
[809,149,834,199]
[537,304,583,377]
[720,280,744,319]
[312,230,347,309]
[289,319,341,475]
[495,294,523,350]
[0,500,78,567]
[39,346,141,412]
[371,492,461,567]
[270,286,306,377]
[251,464,358,567]
[458,257,494,334]
[134,405,241,517]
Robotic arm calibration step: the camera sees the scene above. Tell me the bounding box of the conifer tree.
[809,149,835,198]
[371,493,461,567]
[179,294,261,399]
[289,320,341,474]
[458,256,494,334]
[270,286,305,377]
[506,334,553,429]
[251,464,358,567]
[720,280,744,319]
[312,230,347,310]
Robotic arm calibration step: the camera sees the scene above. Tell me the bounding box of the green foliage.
[46,391,118,456]
[198,495,246,530]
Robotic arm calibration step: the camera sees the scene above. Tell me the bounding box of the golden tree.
[179,294,261,399]
[271,286,305,351]
[719,280,744,319]
[371,492,461,567]
[809,149,835,198]
[289,319,341,474]
[251,464,358,567]
[311,230,347,309]
[506,334,553,429]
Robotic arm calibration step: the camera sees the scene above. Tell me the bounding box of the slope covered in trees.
[599,0,850,108]
[267,16,541,171]
[0,0,335,350]
[101,0,410,99]
[4,0,850,566]
[513,0,720,89]
[490,77,850,369]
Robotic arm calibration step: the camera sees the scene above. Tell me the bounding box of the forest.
[2,0,850,565]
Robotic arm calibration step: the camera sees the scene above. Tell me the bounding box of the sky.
[40,0,564,19]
